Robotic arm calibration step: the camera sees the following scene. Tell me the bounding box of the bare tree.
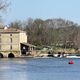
[0,0,9,12]
[0,0,9,22]
[9,20,23,30]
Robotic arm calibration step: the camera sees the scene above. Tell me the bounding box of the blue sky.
[3,0,80,25]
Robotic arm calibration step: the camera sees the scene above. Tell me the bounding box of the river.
[0,58,80,80]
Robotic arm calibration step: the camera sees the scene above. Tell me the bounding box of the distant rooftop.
[0,24,25,33]
[0,22,26,33]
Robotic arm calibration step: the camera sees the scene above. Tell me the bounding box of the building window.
[10,38,12,43]
[10,34,12,36]
[0,45,1,50]
[0,38,1,43]
[10,45,12,50]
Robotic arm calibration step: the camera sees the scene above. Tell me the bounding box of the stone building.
[0,24,35,58]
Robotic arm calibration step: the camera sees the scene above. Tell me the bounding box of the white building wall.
[0,33,20,51]
[19,32,27,43]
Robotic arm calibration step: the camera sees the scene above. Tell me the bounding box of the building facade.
[0,25,27,58]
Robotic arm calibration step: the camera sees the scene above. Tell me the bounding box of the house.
[0,24,35,58]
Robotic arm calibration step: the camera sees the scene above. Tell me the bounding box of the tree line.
[9,18,80,49]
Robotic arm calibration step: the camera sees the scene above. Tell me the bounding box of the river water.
[0,58,80,80]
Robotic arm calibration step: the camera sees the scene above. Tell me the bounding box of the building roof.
[21,43,36,48]
[0,27,25,33]
[0,23,26,33]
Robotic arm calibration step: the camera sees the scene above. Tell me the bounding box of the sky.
[2,0,80,25]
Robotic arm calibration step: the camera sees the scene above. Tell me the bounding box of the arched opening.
[8,53,15,58]
[57,52,61,57]
[0,53,4,58]
[47,51,53,57]
[22,51,26,55]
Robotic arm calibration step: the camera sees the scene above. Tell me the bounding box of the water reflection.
[0,58,29,80]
